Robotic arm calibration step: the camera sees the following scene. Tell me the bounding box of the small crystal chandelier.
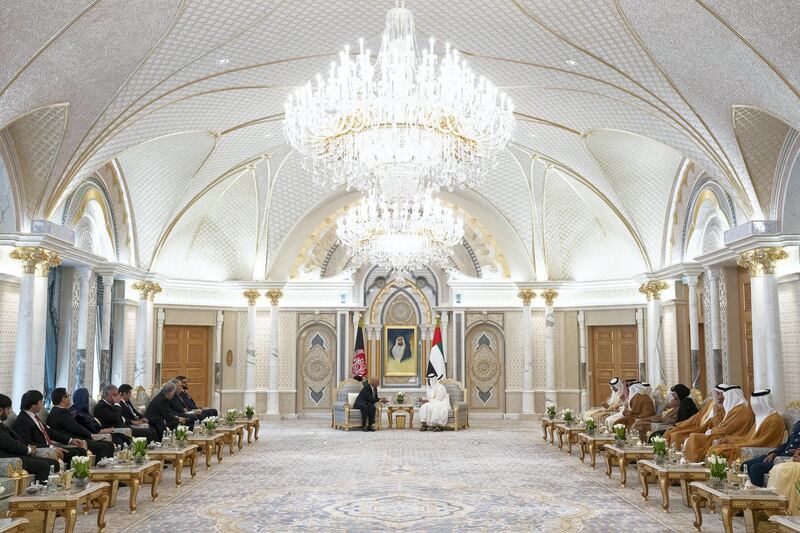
[284,3,515,200]
[337,192,464,271]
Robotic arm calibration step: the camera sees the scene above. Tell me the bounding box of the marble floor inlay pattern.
[72,419,730,532]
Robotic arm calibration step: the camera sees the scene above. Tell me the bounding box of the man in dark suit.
[176,375,217,419]
[11,390,87,464]
[145,382,187,440]
[117,384,147,424]
[47,388,115,459]
[166,379,199,427]
[95,384,158,443]
[0,394,61,483]
[353,378,387,432]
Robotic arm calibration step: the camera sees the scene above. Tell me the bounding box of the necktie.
[34,415,52,446]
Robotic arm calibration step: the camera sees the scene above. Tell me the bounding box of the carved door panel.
[162,326,210,407]
[465,326,504,410]
[298,325,336,410]
[590,326,638,406]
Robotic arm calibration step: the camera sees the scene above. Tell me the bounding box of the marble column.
[213,311,224,411]
[705,268,724,385]
[74,266,93,389]
[145,284,161,386]
[685,275,701,390]
[10,248,54,404]
[578,310,588,412]
[517,289,535,415]
[99,275,114,390]
[440,312,450,375]
[131,282,150,388]
[639,281,667,386]
[635,308,645,379]
[32,259,51,387]
[266,289,283,415]
[242,290,260,409]
[155,308,165,385]
[542,289,558,400]
[739,248,789,408]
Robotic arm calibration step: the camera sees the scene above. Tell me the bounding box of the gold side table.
[214,425,245,454]
[770,516,800,532]
[8,481,110,533]
[236,418,261,443]
[637,459,709,511]
[603,444,654,487]
[147,444,198,487]
[387,405,415,429]
[89,459,161,513]
[689,481,789,533]
[540,418,563,445]
[576,432,615,468]
[0,518,28,532]
[189,433,226,468]
[555,423,586,454]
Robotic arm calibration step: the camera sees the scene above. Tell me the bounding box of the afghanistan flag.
[426,318,446,379]
[351,319,367,379]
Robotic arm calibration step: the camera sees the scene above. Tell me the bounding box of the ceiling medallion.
[337,192,464,271]
[284,3,515,200]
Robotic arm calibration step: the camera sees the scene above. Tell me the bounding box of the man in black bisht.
[0,394,61,483]
[353,377,387,432]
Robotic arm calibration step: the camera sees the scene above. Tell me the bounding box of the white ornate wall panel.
[0,280,19,393]
[779,279,800,404]
[236,311,247,390]
[123,305,138,385]
[662,304,679,387]
[255,310,269,389]
[555,310,565,388]
[0,155,16,233]
[278,311,296,391]
[504,311,523,390]
[532,311,546,389]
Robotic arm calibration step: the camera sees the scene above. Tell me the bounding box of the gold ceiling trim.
[611,0,752,217]
[693,0,800,101]
[515,113,582,136]
[0,0,103,98]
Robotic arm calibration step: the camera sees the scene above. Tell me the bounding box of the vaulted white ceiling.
[1,0,798,282]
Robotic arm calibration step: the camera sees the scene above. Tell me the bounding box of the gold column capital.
[265,288,283,306]
[242,289,261,306]
[517,289,536,306]
[739,247,789,276]
[737,252,761,277]
[147,282,162,301]
[36,250,62,276]
[639,280,668,301]
[541,289,559,306]
[9,247,49,275]
[132,281,150,300]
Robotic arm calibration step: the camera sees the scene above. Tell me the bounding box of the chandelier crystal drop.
[337,193,464,271]
[284,4,515,200]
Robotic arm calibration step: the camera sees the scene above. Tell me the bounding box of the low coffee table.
[387,405,415,429]
[603,443,654,487]
[577,432,615,468]
[8,481,110,533]
[215,424,245,454]
[89,459,162,513]
[236,418,260,443]
[147,444,198,487]
[555,423,586,454]
[638,459,709,511]
[189,433,226,468]
[689,481,789,533]
[540,418,563,444]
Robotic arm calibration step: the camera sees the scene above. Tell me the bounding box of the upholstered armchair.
[0,457,26,513]
[440,379,469,430]
[741,407,800,462]
[331,379,383,431]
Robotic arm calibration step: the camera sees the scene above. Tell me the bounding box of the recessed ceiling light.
[565,59,577,66]
[218,58,230,65]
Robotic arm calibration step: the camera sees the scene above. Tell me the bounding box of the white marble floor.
[67,419,734,532]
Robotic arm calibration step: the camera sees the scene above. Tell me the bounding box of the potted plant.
[225,408,238,426]
[584,418,597,435]
[244,405,255,420]
[71,456,90,489]
[613,424,626,445]
[175,425,189,446]
[652,436,667,465]
[203,416,219,435]
[545,402,557,420]
[708,454,727,488]
[561,408,575,426]
[395,392,406,405]
[132,437,148,464]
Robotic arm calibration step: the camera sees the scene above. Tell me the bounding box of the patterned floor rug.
[72,419,731,532]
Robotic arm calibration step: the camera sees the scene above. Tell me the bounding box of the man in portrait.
[390,334,412,362]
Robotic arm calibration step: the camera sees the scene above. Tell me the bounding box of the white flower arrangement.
[174,425,189,442]
[708,454,727,480]
[71,455,90,478]
[584,417,597,432]
[651,436,667,456]
[203,416,219,431]
[225,408,238,425]
[561,408,575,423]
[612,423,626,440]
[131,436,147,458]
[545,402,557,419]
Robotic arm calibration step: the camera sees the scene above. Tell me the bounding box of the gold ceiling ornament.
[9,247,50,275]
[541,289,559,307]
[638,280,668,301]
[738,247,789,276]
[242,289,261,306]
[265,289,283,306]
[517,289,536,306]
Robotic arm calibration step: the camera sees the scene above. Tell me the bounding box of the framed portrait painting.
[383,325,417,377]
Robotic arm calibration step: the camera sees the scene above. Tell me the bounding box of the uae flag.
[426,319,446,379]
[351,319,367,379]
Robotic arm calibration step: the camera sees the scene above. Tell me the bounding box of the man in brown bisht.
[683,385,755,463]
[665,384,726,448]
[708,389,785,462]
[591,377,623,424]
[616,382,655,429]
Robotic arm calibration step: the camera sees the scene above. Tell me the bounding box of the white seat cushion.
[348,393,359,408]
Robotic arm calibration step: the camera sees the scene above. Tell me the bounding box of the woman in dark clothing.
[640,383,700,441]
[672,384,700,423]
[71,388,130,447]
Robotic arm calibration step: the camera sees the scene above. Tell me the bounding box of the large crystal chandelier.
[337,193,464,271]
[284,4,515,199]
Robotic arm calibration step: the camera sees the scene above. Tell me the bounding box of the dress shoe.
[367,426,376,432]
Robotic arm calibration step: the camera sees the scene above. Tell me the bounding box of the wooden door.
[162,325,210,407]
[590,326,639,406]
[739,268,754,396]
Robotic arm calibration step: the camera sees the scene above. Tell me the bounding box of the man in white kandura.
[419,372,450,431]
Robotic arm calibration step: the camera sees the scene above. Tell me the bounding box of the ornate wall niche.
[680,177,737,262]
[296,322,336,411]
[465,323,505,411]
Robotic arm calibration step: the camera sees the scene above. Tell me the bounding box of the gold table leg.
[691,492,704,531]
[619,456,628,486]
[189,451,198,478]
[549,425,555,444]
[254,420,260,440]
[720,505,734,533]
[228,433,235,455]
[604,451,613,478]
[639,467,649,500]
[566,434,573,454]
[128,478,140,513]
[237,429,244,450]
[216,440,223,463]
[590,443,598,468]
[658,476,670,511]
[246,425,253,444]
[108,479,120,508]
[96,491,109,531]
[204,443,212,468]
[557,429,564,449]
[579,440,586,463]
[63,508,77,533]
[174,458,184,487]
[150,467,161,500]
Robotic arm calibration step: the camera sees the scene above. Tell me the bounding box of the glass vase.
[74,477,88,490]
